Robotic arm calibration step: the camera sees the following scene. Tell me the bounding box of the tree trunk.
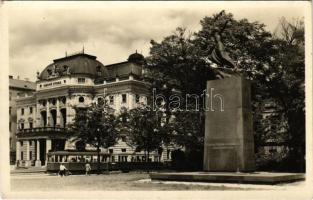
[147,150,150,162]
[97,145,100,175]
[106,154,110,174]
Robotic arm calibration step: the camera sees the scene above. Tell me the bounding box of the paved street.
[10,172,304,191]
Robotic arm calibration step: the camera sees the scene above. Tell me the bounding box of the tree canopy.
[122,104,165,161]
[70,102,119,173]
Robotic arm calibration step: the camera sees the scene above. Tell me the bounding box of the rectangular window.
[20,123,24,130]
[29,122,33,129]
[21,141,23,146]
[121,148,126,153]
[9,107,11,115]
[109,96,114,105]
[29,107,33,114]
[122,94,127,103]
[78,78,86,83]
[21,108,24,115]
[21,152,23,160]
[135,94,140,103]
[29,151,32,160]
[9,122,11,131]
[109,149,113,154]
[9,138,12,149]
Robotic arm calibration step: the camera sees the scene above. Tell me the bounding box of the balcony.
[16,127,73,139]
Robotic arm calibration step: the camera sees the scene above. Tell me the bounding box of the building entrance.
[39,139,46,165]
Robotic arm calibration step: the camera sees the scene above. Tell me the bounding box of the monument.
[202,14,255,172]
[203,76,255,172]
[150,11,304,184]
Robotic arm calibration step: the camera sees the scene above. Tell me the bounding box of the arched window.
[61,97,66,104]
[97,97,104,105]
[79,96,85,103]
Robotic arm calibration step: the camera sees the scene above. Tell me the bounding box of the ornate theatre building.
[15,51,173,167]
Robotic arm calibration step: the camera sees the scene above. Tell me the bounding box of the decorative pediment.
[18,119,25,123]
[28,117,34,122]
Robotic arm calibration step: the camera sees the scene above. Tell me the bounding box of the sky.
[7,1,306,81]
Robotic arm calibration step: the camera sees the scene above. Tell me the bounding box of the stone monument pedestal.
[203,75,255,172]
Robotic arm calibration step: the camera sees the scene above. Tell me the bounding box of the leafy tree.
[124,104,165,162]
[146,28,213,156]
[169,110,205,169]
[252,17,305,171]
[70,102,119,174]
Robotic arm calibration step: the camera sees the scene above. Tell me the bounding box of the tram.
[46,150,165,173]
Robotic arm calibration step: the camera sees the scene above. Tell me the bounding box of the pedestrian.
[59,163,67,177]
[85,161,91,176]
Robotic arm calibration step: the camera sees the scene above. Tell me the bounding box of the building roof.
[37,52,145,81]
[38,53,109,80]
[127,51,145,63]
[105,61,143,79]
[9,78,36,90]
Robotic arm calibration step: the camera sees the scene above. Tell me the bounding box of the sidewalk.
[11,166,46,174]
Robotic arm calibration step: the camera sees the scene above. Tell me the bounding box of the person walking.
[85,162,91,176]
[59,163,67,177]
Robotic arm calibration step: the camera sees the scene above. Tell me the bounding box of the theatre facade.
[15,51,173,167]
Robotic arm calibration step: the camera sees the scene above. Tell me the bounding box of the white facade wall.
[16,74,172,164]
[16,103,36,129]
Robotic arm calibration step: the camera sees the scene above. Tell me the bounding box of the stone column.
[56,98,60,127]
[46,99,50,126]
[25,140,31,167]
[45,139,52,165]
[35,140,41,167]
[36,101,41,127]
[16,141,21,166]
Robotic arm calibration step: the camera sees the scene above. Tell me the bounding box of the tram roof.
[47,151,109,156]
